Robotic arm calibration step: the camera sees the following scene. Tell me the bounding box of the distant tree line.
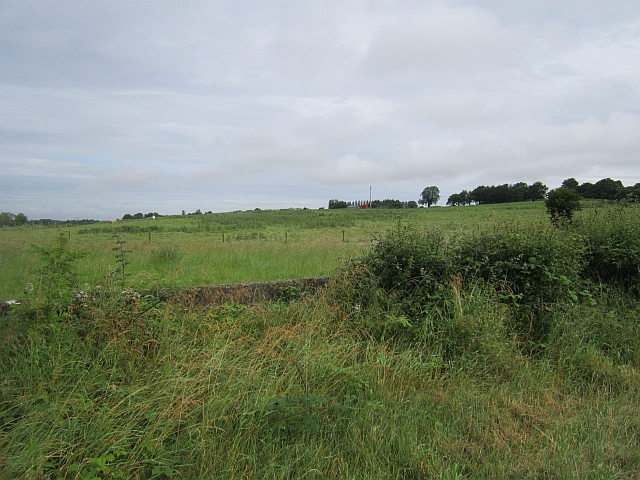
[122,212,160,220]
[561,177,640,201]
[448,181,549,206]
[328,199,418,209]
[0,212,28,227]
[1,212,101,227]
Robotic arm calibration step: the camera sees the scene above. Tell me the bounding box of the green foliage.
[2,202,640,478]
[455,222,585,308]
[328,199,348,209]
[338,221,588,345]
[569,206,640,294]
[470,181,548,204]
[419,185,440,207]
[360,225,451,318]
[27,235,88,313]
[0,211,28,227]
[546,187,583,222]
[265,394,356,435]
[562,177,579,189]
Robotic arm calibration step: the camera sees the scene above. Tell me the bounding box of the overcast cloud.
[1,1,639,219]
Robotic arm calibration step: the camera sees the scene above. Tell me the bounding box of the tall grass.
[2,280,638,478]
[1,206,639,478]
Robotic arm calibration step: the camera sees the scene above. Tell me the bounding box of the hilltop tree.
[447,193,465,206]
[561,178,579,189]
[419,186,440,207]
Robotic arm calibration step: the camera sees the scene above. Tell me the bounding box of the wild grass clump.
[150,243,182,264]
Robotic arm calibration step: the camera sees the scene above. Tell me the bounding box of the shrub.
[151,243,182,263]
[336,222,587,344]
[545,187,583,223]
[27,235,88,316]
[453,222,586,310]
[359,225,452,318]
[569,206,640,294]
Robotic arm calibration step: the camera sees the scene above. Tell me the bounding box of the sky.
[1,1,639,220]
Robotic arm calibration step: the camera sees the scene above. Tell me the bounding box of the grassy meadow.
[0,203,546,300]
[1,201,639,479]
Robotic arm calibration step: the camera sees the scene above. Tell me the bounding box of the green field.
[1,201,639,479]
[0,202,547,300]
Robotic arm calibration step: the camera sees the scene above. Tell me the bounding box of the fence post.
[285,232,288,244]
[222,232,225,243]
[342,230,345,242]
[149,232,152,244]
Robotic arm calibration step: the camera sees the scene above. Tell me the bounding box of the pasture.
[0,202,546,300]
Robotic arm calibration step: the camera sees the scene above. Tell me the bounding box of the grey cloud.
[1,1,640,219]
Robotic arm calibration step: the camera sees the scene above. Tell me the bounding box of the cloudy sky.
[2,1,639,219]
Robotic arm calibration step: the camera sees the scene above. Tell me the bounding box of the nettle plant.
[112,234,132,290]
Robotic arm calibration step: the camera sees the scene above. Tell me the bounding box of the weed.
[112,234,132,290]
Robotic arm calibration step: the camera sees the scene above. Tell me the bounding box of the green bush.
[569,206,640,295]
[336,222,588,344]
[545,187,583,222]
[453,222,585,309]
[359,225,452,318]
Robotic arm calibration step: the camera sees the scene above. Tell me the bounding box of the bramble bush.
[335,220,590,345]
[568,205,640,295]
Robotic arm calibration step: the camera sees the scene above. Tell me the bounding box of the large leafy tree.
[546,187,582,223]
[419,186,440,207]
[525,181,549,201]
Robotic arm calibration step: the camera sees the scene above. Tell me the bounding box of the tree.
[593,178,624,200]
[509,182,528,202]
[525,181,548,201]
[561,178,579,189]
[133,212,144,219]
[447,193,464,206]
[419,186,440,207]
[0,212,15,226]
[406,200,418,208]
[328,199,348,209]
[14,213,27,225]
[576,182,595,198]
[545,187,582,223]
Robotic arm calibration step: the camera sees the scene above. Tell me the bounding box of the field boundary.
[162,277,329,308]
